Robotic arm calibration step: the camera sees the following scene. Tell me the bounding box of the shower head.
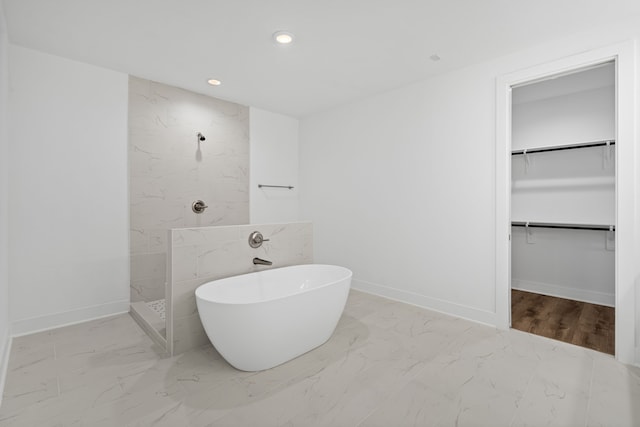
[197,132,206,142]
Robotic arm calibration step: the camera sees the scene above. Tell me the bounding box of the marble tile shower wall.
[168,222,313,355]
[129,76,250,303]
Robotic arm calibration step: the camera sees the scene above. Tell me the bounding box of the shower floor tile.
[1,290,638,427]
[146,298,165,321]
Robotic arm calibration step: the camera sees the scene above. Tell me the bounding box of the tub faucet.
[253,257,273,266]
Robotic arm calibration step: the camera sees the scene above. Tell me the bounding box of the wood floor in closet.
[511,289,615,355]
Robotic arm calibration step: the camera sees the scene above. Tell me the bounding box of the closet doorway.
[495,41,637,364]
[509,62,616,354]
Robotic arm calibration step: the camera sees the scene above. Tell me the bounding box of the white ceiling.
[3,0,640,117]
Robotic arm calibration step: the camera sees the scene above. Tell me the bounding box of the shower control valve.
[248,231,270,248]
[192,200,208,214]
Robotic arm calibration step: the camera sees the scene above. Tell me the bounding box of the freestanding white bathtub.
[195,264,352,371]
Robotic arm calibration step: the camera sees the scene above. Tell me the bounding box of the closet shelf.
[512,176,614,190]
[511,221,614,231]
[511,139,615,156]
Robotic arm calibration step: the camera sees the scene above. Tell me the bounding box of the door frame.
[495,40,637,364]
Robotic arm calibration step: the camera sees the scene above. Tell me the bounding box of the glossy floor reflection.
[1,290,639,426]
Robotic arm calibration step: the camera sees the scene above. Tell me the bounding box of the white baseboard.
[11,300,130,337]
[0,332,12,408]
[512,279,614,307]
[352,279,497,326]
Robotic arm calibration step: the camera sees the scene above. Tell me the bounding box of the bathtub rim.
[195,263,352,306]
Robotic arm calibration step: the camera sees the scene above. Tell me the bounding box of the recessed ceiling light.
[430,54,441,62]
[273,31,294,45]
[207,79,222,86]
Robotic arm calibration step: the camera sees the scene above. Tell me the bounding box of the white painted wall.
[300,66,498,324]
[511,147,615,225]
[299,19,640,347]
[0,2,11,398]
[512,86,615,150]
[511,227,615,306]
[8,46,130,334]
[250,107,300,224]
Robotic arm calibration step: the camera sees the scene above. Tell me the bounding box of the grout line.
[583,357,596,427]
[53,343,61,397]
[509,363,537,427]
[0,336,13,408]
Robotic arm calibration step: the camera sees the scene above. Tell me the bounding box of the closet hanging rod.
[511,221,614,232]
[258,184,294,189]
[511,140,615,155]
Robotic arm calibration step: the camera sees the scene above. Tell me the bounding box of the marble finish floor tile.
[1,290,639,426]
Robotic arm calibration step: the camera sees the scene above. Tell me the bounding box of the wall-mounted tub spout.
[253,257,273,266]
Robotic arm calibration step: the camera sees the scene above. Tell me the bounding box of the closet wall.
[511,63,615,306]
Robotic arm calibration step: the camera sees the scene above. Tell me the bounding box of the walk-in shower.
[128,76,249,350]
